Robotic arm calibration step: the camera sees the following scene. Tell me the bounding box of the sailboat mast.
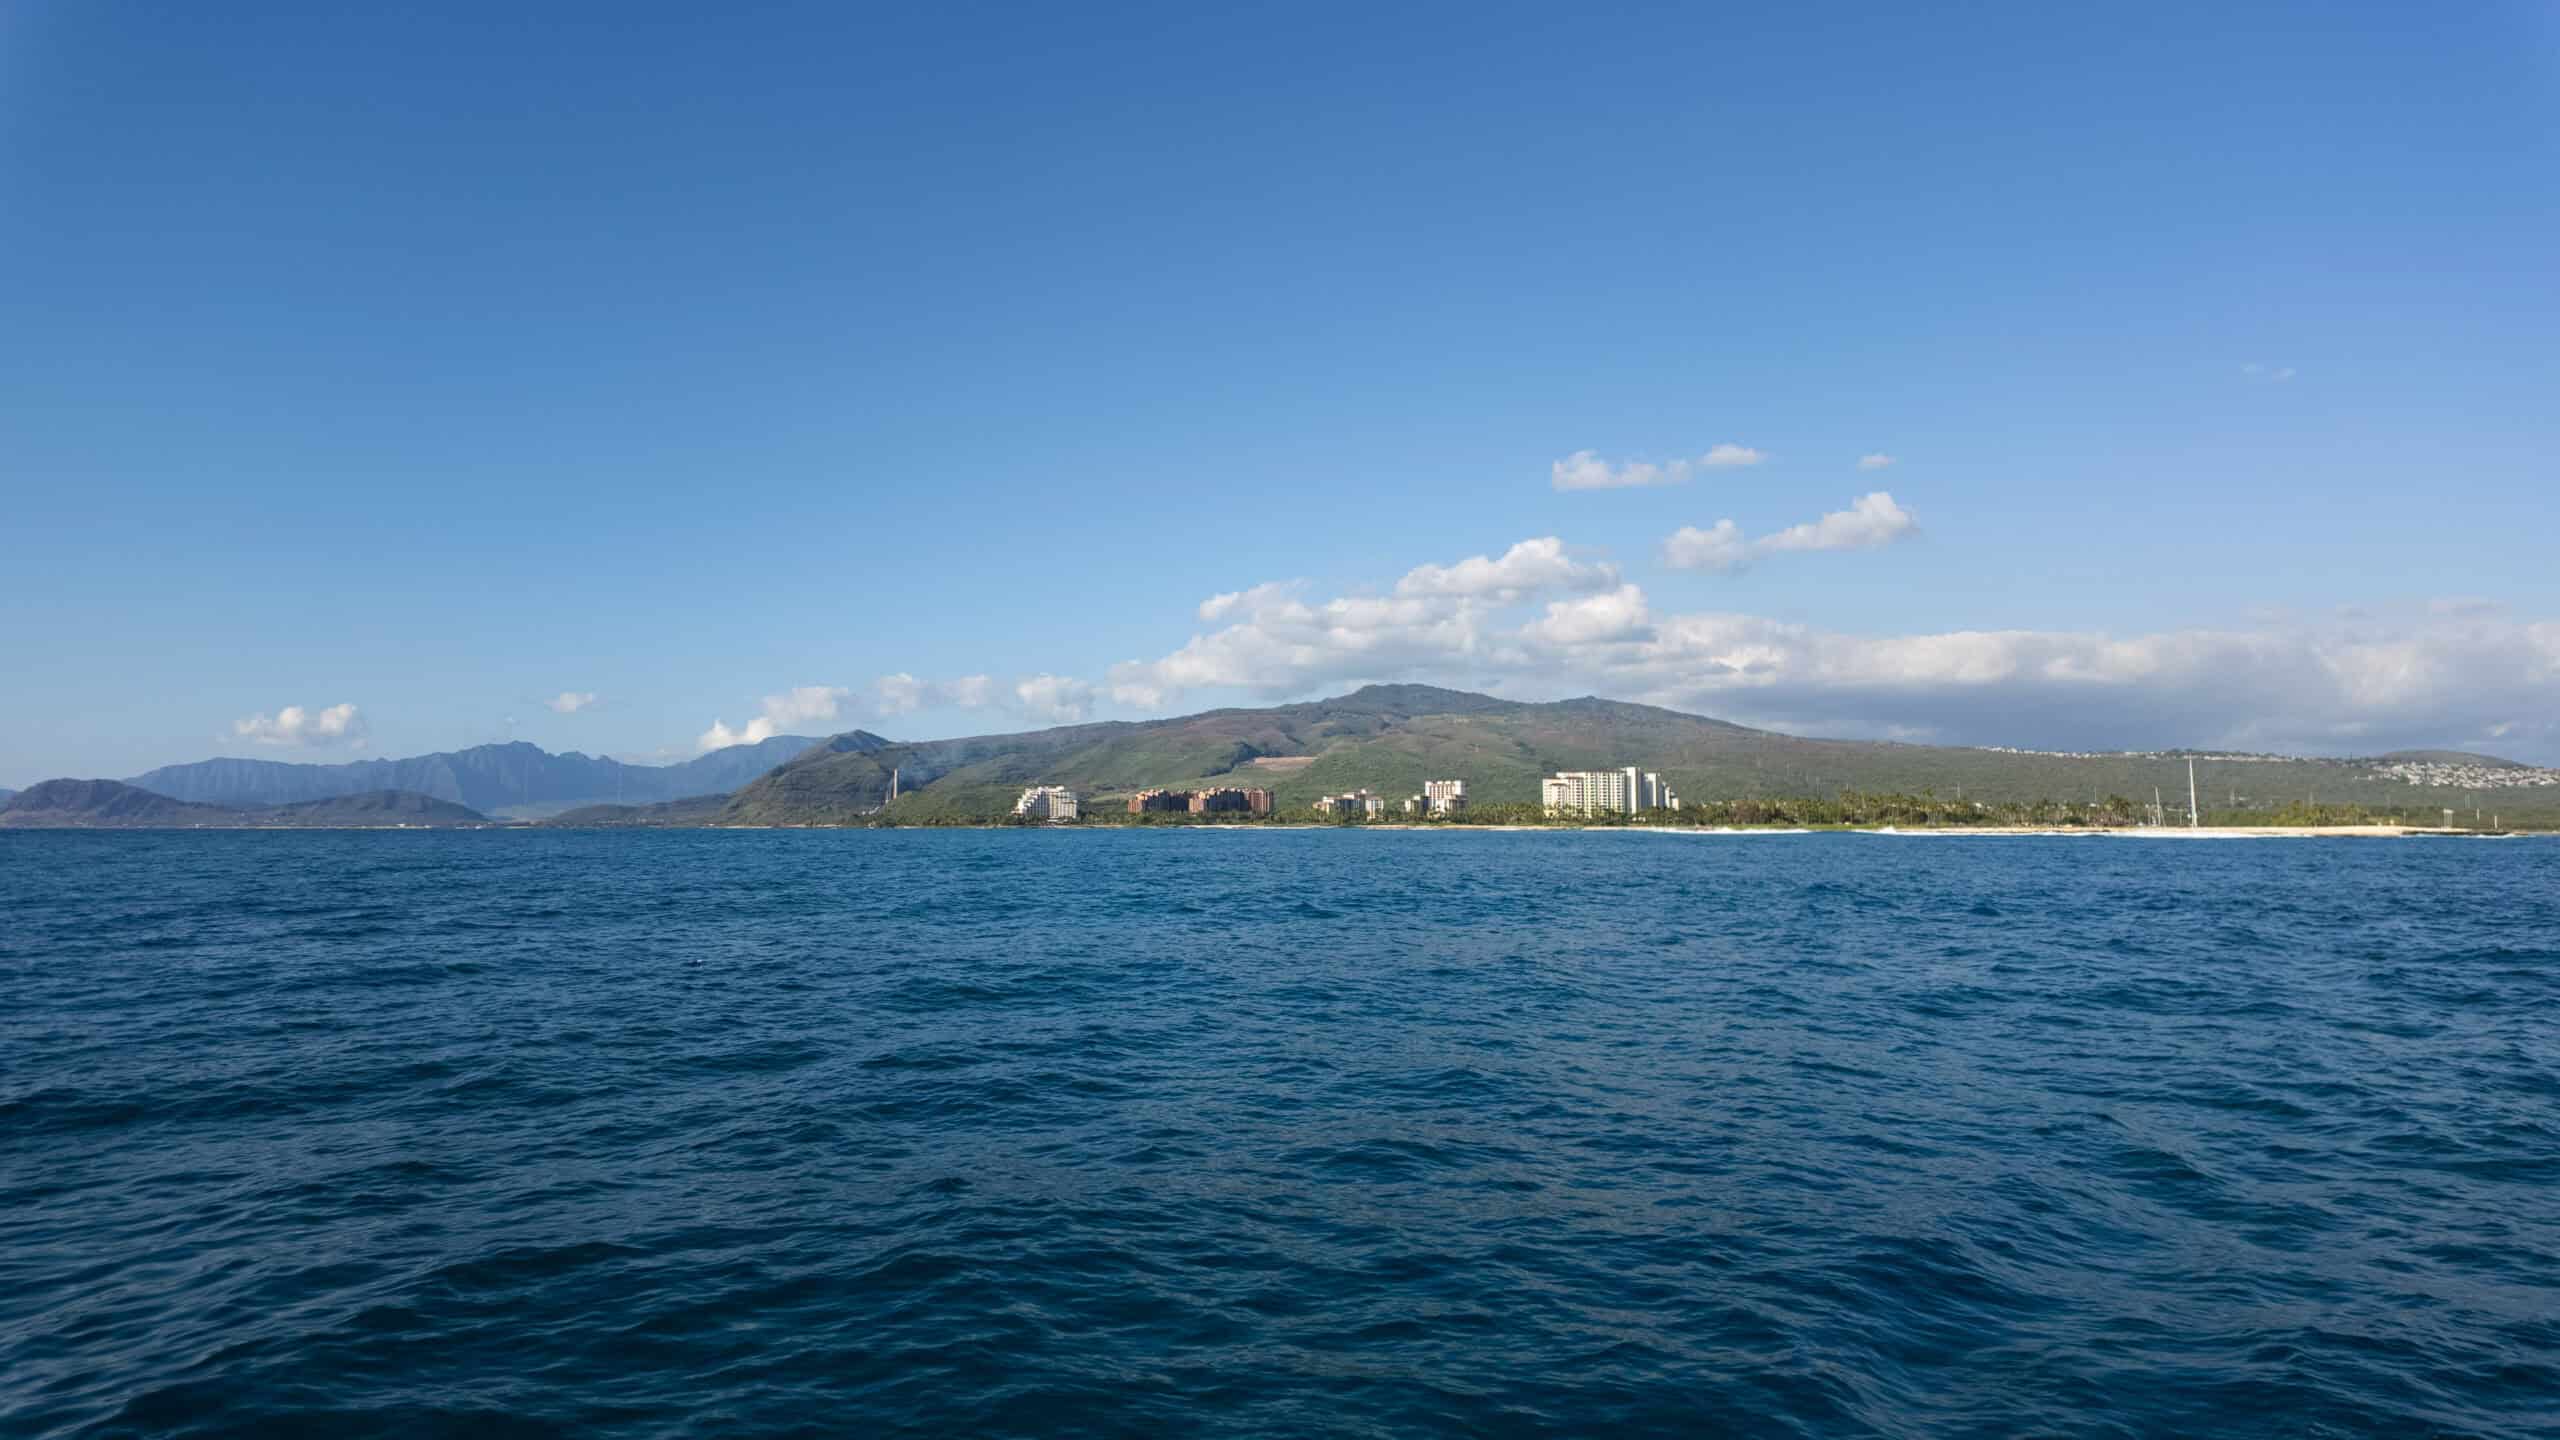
[2187,758,2199,830]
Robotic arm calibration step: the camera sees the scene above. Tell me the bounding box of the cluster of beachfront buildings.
[1125,786,1276,816]
[1313,779,1469,818]
[1541,767,1677,814]
[1011,784,1276,818]
[1014,768,1677,821]
[2370,757,2560,790]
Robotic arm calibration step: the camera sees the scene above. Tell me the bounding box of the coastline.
[696,821,2529,839]
[13,821,2530,837]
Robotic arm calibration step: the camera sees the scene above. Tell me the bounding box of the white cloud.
[1111,676,1173,709]
[1099,535,2560,761]
[693,664,1131,742]
[1550,444,1764,491]
[695,717,777,752]
[1014,673,1095,723]
[1856,453,1896,471]
[2242,362,2298,383]
[1521,584,1654,647]
[234,703,367,749]
[1601,610,2560,757]
[546,691,598,714]
[697,685,853,751]
[875,673,926,716]
[1107,537,1631,712]
[1395,536,1618,601]
[874,673,996,716]
[1661,519,1753,573]
[1662,492,1918,573]
[1551,450,1638,490]
[762,685,852,728]
[1199,581,1306,623]
[1754,491,1917,554]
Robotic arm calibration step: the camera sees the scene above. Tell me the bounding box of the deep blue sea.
[3,830,2556,1438]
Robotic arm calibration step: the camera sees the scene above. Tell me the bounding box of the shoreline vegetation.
[715,793,2536,836]
[706,821,2528,838]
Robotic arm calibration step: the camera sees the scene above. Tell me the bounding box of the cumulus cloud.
[1755,491,1916,554]
[875,672,996,716]
[698,669,1095,745]
[546,691,598,714]
[1606,610,2560,757]
[1014,673,1096,723]
[234,703,367,749]
[695,718,775,751]
[1661,519,1753,574]
[1102,543,2560,761]
[763,685,852,728]
[1856,453,1896,471]
[1395,537,1617,601]
[1108,537,1627,712]
[1550,444,1765,491]
[697,685,853,751]
[1663,492,1918,573]
[1521,584,1654,647]
[1199,581,1306,624]
[1110,676,1173,709]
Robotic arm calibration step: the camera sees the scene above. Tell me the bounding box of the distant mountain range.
[1,780,490,828]
[14,688,2549,831]
[124,735,819,819]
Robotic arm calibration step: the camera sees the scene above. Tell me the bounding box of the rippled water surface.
[4,829,2556,1438]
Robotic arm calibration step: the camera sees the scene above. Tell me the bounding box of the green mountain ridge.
[717,685,2557,825]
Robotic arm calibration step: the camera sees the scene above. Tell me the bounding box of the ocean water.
[3,830,2556,1439]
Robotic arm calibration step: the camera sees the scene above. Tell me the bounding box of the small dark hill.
[1,779,240,827]
[545,793,733,826]
[256,790,490,826]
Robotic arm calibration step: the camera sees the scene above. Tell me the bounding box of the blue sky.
[4,0,2557,783]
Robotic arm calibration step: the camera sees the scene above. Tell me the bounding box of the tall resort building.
[1405,779,1469,816]
[1012,785,1080,820]
[1541,768,1677,815]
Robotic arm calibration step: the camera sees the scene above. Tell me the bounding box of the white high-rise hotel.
[1541,767,1677,815]
[1012,785,1080,820]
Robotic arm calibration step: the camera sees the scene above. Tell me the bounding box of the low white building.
[1541,767,1677,815]
[1013,785,1080,820]
[1315,789,1386,818]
